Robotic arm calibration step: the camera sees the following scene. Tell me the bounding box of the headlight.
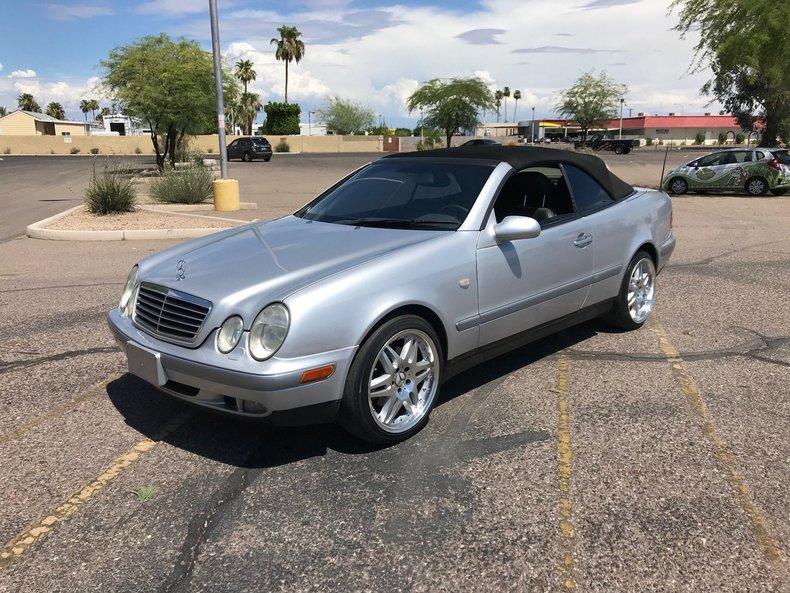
[248,303,289,360]
[119,265,138,316]
[217,316,244,353]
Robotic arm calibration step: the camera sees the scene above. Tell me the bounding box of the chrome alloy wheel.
[627,258,656,323]
[747,178,765,195]
[368,329,439,433]
[670,178,688,194]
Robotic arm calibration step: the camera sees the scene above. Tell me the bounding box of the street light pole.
[308,111,314,136]
[531,106,535,143]
[209,0,228,179]
[619,98,624,140]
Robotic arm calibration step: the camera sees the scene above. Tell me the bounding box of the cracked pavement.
[0,155,788,592]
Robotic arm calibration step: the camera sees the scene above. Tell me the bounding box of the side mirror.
[493,216,541,242]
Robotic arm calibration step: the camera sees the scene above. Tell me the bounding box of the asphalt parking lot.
[0,153,788,592]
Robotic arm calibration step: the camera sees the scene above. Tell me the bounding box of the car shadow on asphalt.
[106,321,602,470]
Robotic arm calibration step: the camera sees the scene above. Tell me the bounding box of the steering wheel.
[438,204,469,222]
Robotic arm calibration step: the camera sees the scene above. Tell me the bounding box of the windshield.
[294,160,495,230]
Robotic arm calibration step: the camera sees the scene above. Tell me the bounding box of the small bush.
[149,164,213,204]
[85,165,136,215]
[206,146,214,154]
[70,147,81,154]
[2,147,10,154]
[694,132,706,145]
[134,147,142,154]
[274,140,290,153]
[735,132,746,144]
[717,132,727,145]
[645,137,653,146]
[90,147,100,155]
[49,149,56,154]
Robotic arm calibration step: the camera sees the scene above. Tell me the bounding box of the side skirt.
[444,299,615,381]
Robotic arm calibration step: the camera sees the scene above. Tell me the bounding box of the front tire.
[338,315,443,444]
[668,177,688,195]
[604,251,656,330]
[745,176,767,196]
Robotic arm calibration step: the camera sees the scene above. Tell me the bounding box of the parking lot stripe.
[649,318,786,568]
[0,376,116,446]
[0,411,190,571]
[554,355,576,590]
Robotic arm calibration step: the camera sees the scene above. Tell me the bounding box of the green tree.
[240,92,262,136]
[98,106,111,122]
[555,71,627,143]
[234,59,256,131]
[262,102,300,134]
[89,99,100,119]
[318,96,375,135]
[79,99,91,121]
[407,77,494,149]
[270,25,305,104]
[512,89,522,121]
[45,102,65,120]
[502,86,510,122]
[18,93,41,112]
[494,90,503,122]
[671,0,789,146]
[0,106,6,117]
[100,34,238,169]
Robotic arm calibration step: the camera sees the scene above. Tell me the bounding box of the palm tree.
[240,92,262,135]
[0,107,7,117]
[79,99,91,121]
[18,93,41,112]
[89,99,100,119]
[98,107,111,122]
[270,25,305,103]
[502,87,510,122]
[45,102,65,120]
[234,59,256,96]
[512,89,522,122]
[494,90,503,122]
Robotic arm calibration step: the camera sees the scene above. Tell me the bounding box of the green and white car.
[663,148,790,196]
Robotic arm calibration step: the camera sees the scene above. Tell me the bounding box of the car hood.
[139,215,443,327]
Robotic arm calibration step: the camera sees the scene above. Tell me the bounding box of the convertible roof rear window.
[294,160,495,230]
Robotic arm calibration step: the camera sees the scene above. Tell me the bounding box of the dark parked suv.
[226,137,272,162]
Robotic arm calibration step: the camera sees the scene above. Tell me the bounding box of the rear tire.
[604,251,656,331]
[769,188,787,196]
[264,157,271,162]
[745,176,768,196]
[242,151,252,162]
[668,177,688,195]
[337,315,443,444]
[613,145,624,155]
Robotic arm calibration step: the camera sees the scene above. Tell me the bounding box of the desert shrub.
[274,140,290,153]
[49,149,56,154]
[134,147,142,154]
[645,137,653,146]
[717,132,727,145]
[206,146,214,154]
[149,163,213,204]
[85,164,136,215]
[70,147,81,154]
[694,132,706,145]
[735,132,746,144]
[90,147,100,154]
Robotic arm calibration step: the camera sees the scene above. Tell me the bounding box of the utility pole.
[619,98,624,140]
[209,0,228,179]
[531,106,536,143]
[308,110,315,136]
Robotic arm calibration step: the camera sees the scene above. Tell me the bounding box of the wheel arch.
[633,241,658,268]
[358,304,449,364]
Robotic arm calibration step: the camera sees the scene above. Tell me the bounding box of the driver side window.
[493,165,575,225]
[696,152,724,167]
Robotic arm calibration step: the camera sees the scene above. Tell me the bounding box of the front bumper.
[107,308,355,423]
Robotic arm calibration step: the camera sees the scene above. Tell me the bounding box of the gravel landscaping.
[46,207,239,231]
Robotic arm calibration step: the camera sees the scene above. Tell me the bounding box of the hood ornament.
[176,260,186,281]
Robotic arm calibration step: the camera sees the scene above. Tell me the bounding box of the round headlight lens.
[119,265,139,315]
[217,316,244,354]
[249,303,289,361]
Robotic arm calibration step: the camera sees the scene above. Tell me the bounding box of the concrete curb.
[138,202,258,212]
[26,205,246,242]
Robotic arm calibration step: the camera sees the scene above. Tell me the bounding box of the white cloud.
[46,3,113,20]
[10,69,37,79]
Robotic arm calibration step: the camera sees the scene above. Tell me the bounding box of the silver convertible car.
[108,146,675,443]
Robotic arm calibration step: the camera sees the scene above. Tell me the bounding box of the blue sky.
[0,0,716,126]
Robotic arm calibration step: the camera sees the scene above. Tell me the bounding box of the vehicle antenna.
[659,144,670,190]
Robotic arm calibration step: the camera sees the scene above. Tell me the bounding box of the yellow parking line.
[554,355,576,590]
[0,376,117,446]
[649,318,785,567]
[0,412,190,571]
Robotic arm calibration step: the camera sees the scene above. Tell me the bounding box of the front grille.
[133,283,212,343]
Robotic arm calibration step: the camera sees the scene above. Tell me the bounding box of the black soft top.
[382,145,635,200]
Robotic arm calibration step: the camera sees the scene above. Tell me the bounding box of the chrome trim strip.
[455,265,622,331]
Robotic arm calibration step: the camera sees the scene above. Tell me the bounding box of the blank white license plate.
[126,341,167,386]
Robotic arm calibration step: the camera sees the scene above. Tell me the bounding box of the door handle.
[574,233,593,248]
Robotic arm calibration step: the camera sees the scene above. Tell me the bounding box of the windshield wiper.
[339,217,458,228]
